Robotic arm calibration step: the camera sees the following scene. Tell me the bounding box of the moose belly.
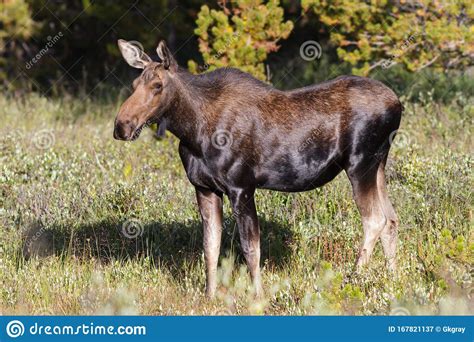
[256,151,344,192]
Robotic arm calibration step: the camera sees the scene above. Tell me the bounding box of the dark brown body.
[174,72,402,193]
[114,40,402,297]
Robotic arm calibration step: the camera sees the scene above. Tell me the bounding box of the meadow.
[0,90,472,315]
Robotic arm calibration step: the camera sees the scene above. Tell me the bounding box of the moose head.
[113,39,178,141]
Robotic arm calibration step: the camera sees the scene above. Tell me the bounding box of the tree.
[302,0,474,75]
[188,0,294,80]
[0,0,36,88]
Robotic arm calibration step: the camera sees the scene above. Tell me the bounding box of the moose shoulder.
[114,39,403,298]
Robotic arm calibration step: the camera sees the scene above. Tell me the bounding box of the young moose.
[114,40,402,297]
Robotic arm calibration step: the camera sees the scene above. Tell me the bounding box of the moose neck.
[162,70,219,151]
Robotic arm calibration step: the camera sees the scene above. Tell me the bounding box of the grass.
[0,90,472,315]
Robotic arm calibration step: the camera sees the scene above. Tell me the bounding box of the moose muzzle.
[113,119,137,141]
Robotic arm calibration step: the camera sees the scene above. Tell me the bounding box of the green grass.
[0,91,472,315]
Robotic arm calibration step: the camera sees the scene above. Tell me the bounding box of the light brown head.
[114,39,178,141]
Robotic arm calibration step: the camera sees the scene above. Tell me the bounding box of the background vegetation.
[0,0,472,315]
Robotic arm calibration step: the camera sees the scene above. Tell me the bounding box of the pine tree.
[0,0,36,86]
[302,0,474,75]
[188,0,293,81]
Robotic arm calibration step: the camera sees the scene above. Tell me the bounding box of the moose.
[114,39,402,298]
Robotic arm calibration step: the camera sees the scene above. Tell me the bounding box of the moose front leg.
[228,189,263,297]
[196,187,223,298]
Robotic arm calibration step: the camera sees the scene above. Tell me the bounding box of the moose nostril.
[114,122,126,140]
[113,119,136,140]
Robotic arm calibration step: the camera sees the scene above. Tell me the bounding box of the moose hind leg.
[348,167,387,269]
[377,163,399,272]
[228,189,263,297]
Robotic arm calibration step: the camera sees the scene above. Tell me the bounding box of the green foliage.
[0,0,35,41]
[302,0,474,75]
[0,0,36,85]
[372,66,474,103]
[188,0,293,80]
[311,261,365,314]
[418,228,473,276]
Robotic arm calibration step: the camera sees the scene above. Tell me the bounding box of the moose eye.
[153,83,162,91]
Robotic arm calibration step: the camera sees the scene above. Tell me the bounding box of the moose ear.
[117,39,151,69]
[156,41,177,71]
